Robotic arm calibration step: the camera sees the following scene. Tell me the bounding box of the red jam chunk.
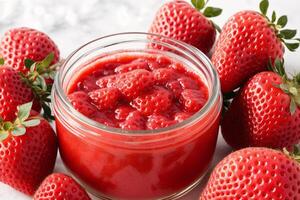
[67,54,208,130]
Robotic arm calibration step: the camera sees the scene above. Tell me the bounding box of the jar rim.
[53,32,221,135]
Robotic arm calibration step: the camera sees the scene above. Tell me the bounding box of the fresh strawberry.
[111,69,155,100]
[68,91,98,117]
[153,68,179,84]
[33,173,91,200]
[212,0,299,93]
[131,86,173,116]
[146,114,176,130]
[0,27,59,75]
[0,102,57,195]
[115,105,134,120]
[200,147,300,200]
[115,59,150,73]
[221,60,300,149]
[119,111,146,130]
[0,66,37,121]
[149,0,222,54]
[179,89,208,112]
[88,88,121,110]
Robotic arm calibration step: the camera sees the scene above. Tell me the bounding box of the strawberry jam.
[67,54,208,130]
[54,48,221,200]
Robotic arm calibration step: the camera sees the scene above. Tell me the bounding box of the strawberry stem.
[269,58,300,115]
[283,145,300,164]
[21,52,57,121]
[259,0,300,51]
[0,102,41,141]
[191,0,222,33]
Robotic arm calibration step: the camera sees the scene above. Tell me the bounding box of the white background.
[0,0,299,199]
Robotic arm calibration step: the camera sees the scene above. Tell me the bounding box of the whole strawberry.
[0,102,58,195]
[212,0,299,93]
[0,65,37,121]
[33,173,91,200]
[200,147,300,200]
[0,27,60,75]
[0,54,57,120]
[149,0,222,54]
[221,60,300,149]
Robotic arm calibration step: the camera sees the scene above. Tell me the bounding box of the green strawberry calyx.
[20,52,57,121]
[283,145,300,164]
[269,58,300,115]
[0,102,41,141]
[259,0,300,52]
[191,0,223,33]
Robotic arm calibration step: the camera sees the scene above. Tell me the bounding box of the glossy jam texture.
[67,53,208,130]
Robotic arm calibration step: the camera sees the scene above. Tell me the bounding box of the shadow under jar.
[52,32,222,200]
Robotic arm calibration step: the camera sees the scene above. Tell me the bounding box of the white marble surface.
[0,0,299,199]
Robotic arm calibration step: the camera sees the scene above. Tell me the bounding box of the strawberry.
[131,86,173,116]
[88,88,121,110]
[200,147,300,200]
[221,60,300,149]
[179,89,208,112]
[33,173,91,200]
[153,68,179,84]
[115,105,134,120]
[0,27,59,75]
[146,114,176,130]
[114,59,150,73]
[108,69,155,100]
[68,91,98,117]
[119,111,146,130]
[212,0,299,93]
[166,80,183,98]
[0,66,37,121]
[174,112,193,122]
[149,0,222,54]
[0,102,57,195]
[96,74,118,88]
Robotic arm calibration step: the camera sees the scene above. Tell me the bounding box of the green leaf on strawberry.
[21,52,57,120]
[191,0,205,10]
[277,15,288,28]
[283,145,300,163]
[190,0,222,32]
[203,7,222,18]
[0,58,4,65]
[259,0,269,16]
[0,102,41,141]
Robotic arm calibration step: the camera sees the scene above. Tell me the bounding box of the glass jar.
[52,32,222,200]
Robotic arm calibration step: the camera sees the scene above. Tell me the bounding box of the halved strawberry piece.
[115,105,134,120]
[178,77,199,89]
[166,80,183,98]
[96,74,118,88]
[131,86,172,116]
[146,114,176,130]
[68,91,97,117]
[179,89,208,112]
[174,112,193,122]
[119,111,146,130]
[153,68,179,84]
[115,59,150,73]
[88,88,121,110]
[115,69,155,100]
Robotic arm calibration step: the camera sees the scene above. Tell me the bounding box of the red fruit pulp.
[67,53,208,130]
[56,52,221,199]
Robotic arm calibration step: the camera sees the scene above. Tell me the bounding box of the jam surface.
[67,53,208,130]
